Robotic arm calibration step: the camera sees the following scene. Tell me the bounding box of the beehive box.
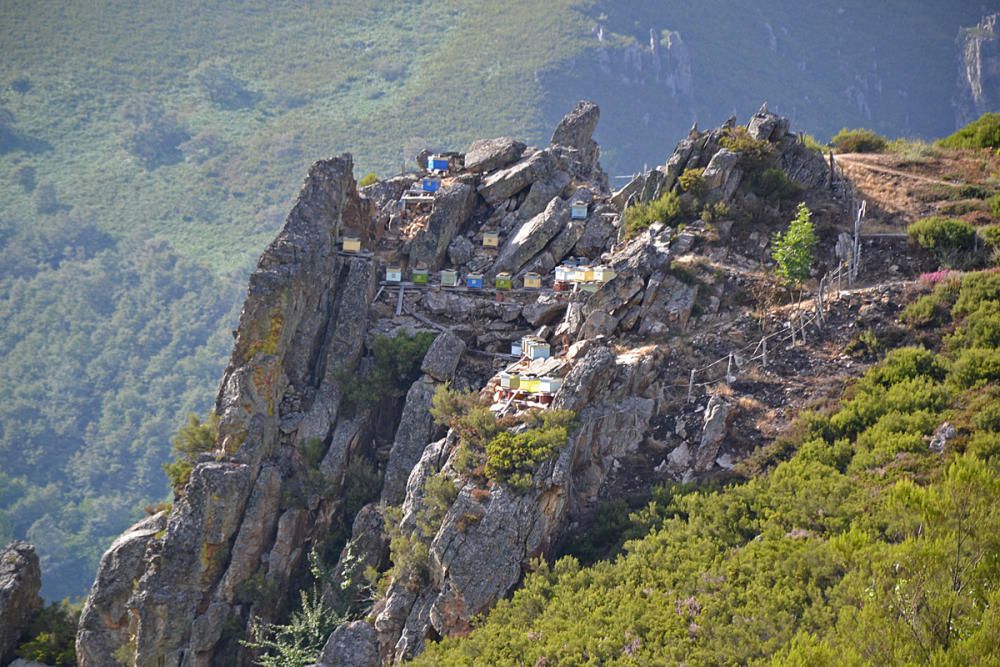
[440,269,459,287]
[523,272,542,289]
[386,267,402,282]
[495,272,512,290]
[483,232,500,248]
[412,268,429,284]
[342,237,361,253]
[466,273,484,289]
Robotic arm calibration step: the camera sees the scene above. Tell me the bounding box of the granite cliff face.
[81,102,847,666]
[955,13,1000,126]
[0,541,42,665]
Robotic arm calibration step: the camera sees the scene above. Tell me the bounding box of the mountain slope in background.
[0,1,996,600]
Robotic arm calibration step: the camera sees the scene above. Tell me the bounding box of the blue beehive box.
[421,177,441,193]
[428,156,450,172]
[466,273,484,289]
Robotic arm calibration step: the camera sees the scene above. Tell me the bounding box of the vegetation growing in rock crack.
[162,412,219,494]
[339,331,436,412]
[430,384,576,491]
[623,190,681,239]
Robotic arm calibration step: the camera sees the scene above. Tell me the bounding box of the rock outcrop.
[84,103,847,667]
[0,541,42,665]
[77,512,167,666]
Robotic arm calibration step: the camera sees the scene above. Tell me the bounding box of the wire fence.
[685,199,867,402]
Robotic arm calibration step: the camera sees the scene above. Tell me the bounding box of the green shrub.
[844,329,882,359]
[908,216,975,251]
[960,184,993,200]
[863,347,948,389]
[358,172,379,188]
[830,128,887,153]
[163,412,219,493]
[900,280,959,327]
[484,410,575,491]
[937,113,1000,150]
[15,600,80,666]
[948,300,1000,350]
[954,270,1000,316]
[341,331,436,410]
[677,168,707,198]
[748,167,800,199]
[989,193,1000,219]
[720,126,774,169]
[802,134,825,154]
[623,190,681,239]
[950,348,1000,388]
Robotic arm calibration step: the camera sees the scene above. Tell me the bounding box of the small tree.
[771,203,817,291]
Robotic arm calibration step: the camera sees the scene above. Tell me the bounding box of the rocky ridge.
[80,102,880,666]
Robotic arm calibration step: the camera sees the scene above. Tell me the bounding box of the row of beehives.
[375,262,616,291]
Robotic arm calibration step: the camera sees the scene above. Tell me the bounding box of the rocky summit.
[78,101,890,666]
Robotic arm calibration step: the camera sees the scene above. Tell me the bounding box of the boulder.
[517,170,571,221]
[747,104,790,142]
[696,395,731,472]
[574,207,616,257]
[610,173,645,210]
[463,137,526,174]
[522,296,568,327]
[494,197,570,276]
[0,541,42,665]
[701,149,742,200]
[382,377,439,504]
[316,620,379,667]
[408,182,477,270]
[420,331,465,382]
[447,235,474,266]
[478,150,556,205]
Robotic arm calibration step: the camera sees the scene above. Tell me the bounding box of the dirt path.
[837,154,970,188]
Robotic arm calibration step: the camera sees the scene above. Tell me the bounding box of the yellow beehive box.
[342,237,361,253]
[483,232,500,248]
[523,272,542,289]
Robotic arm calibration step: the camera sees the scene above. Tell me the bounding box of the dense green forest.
[0,0,992,600]
[415,272,1000,665]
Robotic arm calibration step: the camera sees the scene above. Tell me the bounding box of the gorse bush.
[989,193,1000,219]
[484,410,575,491]
[830,127,888,153]
[937,112,1000,150]
[720,126,774,172]
[623,190,681,239]
[677,168,707,198]
[163,412,219,493]
[907,216,977,267]
[900,279,959,327]
[358,172,379,188]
